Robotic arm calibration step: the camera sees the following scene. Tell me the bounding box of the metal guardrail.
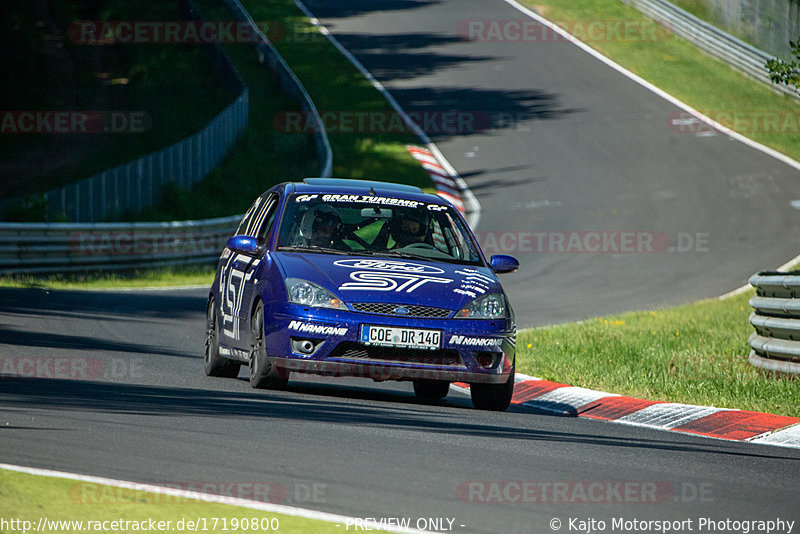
[42,92,249,223]
[222,0,332,179]
[748,271,800,374]
[0,215,240,275]
[621,0,800,101]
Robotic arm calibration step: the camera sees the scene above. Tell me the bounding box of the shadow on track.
[2,377,797,461]
[0,325,195,358]
[0,288,206,322]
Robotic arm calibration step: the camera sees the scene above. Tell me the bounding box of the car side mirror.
[490,254,519,274]
[227,235,259,255]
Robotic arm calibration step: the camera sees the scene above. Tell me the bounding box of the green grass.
[0,265,215,290]
[0,468,393,534]
[222,0,432,186]
[516,290,800,417]
[525,0,800,160]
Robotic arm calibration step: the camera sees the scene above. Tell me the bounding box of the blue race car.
[205,178,519,410]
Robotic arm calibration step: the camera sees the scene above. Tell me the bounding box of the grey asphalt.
[305,0,800,327]
[0,287,798,533]
[2,1,800,532]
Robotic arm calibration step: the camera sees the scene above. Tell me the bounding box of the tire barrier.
[748,271,800,374]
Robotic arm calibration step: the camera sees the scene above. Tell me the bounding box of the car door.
[219,193,279,352]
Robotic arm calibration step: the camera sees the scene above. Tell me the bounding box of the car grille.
[329,342,464,367]
[350,302,452,318]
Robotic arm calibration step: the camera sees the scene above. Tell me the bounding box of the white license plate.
[361,325,441,350]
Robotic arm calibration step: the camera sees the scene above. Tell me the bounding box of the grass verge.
[0,468,392,534]
[524,0,800,160]
[0,265,214,290]
[516,290,800,417]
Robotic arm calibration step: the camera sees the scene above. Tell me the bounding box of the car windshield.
[276,193,484,265]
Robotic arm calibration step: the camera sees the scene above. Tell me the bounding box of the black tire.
[413,380,450,400]
[470,366,515,411]
[249,301,289,389]
[204,296,241,378]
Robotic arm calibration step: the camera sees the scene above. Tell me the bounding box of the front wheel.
[204,296,241,378]
[470,367,515,411]
[249,301,289,389]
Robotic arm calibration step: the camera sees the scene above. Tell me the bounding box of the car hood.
[273,252,503,309]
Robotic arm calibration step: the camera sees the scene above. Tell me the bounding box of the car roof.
[285,178,441,204]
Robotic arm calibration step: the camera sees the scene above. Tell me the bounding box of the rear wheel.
[470,366,514,411]
[204,296,241,378]
[413,380,450,400]
[249,301,289,389]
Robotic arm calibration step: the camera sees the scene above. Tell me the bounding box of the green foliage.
[517,291,799,417]
[765,39,800,93]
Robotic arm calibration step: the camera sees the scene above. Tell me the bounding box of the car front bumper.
[264,303,516,384]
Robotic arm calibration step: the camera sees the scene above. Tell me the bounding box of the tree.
[765,39,800,93]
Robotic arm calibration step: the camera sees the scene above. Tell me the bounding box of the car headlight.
[286,278,347,310]
[457,293,506,319]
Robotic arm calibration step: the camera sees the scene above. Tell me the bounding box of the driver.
[384,208,430,249]
[298,204,346,249]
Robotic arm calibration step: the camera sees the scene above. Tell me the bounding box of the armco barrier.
[748,271,800,374]
[0,215,240,275]
[621,0,800,101]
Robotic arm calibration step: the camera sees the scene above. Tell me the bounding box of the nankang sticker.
[288,321,347,336]
[321,194,420,208]
[449,335,502,347]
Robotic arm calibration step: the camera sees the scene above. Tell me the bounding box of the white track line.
[0,463,433,534]
[502,0,800,174]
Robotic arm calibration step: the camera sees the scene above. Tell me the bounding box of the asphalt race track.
[2,1,800,532]
[1,288,798,532]
[305,0,800,327]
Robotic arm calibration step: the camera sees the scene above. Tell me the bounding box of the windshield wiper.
[278,245,350,255]
[380,249,479,266]
[379,250,428,260]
